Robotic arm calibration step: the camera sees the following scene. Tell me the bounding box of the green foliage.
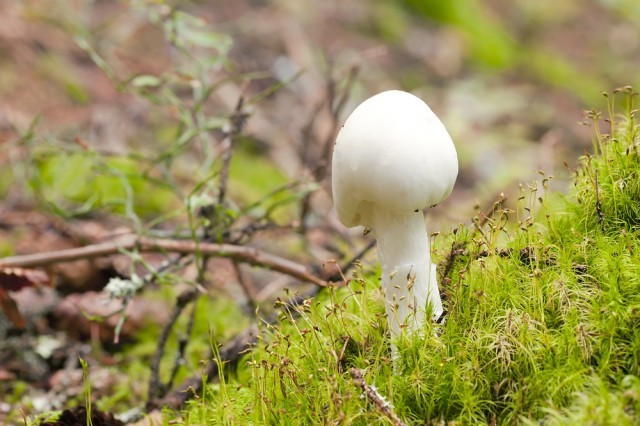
[183,280,395,425]
[229,145,288,203]
[525,48,605,105]
[184,91,640,424]
[11,0,302,231]
[75,290,249,417]
[29,151,177,218]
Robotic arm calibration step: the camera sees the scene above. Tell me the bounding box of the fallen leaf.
[52,291,171,343]
[0,288,25,328]
[0,266,51,292]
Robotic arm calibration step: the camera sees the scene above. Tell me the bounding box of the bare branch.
[147,289,199,405]
[0,235,331,288]
[349,368,406,426]
[218,93,249,206]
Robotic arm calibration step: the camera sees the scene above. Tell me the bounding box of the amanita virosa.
[332,90,458,338]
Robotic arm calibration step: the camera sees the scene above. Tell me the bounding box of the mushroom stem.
[371,208,443,337]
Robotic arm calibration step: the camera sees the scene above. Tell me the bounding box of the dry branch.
[349,368,406,426]
[147,289,199,404]
[0,235,330,287]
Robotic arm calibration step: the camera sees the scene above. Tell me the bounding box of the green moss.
[179,91,640,424]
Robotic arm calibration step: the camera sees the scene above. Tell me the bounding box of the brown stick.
[350,368,406,426]
[147,289,199,405]
[0,235,329,287]
[218,93,249,206]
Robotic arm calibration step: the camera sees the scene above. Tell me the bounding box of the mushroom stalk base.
[372,208,443,338]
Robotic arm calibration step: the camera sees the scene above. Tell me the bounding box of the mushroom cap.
[332,90,458,227]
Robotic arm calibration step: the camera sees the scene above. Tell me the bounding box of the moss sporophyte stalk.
[183,89,640,424]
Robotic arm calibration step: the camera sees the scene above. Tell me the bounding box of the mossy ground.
[175,91,640,425]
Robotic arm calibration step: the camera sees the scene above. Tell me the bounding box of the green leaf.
[131,75,162,88]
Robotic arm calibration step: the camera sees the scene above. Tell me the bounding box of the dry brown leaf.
[0,266,51,292]
[0,287,25,328]
[52,291,171,343]
[0,267,50,328]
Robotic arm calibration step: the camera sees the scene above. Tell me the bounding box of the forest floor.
[1,0,639,424]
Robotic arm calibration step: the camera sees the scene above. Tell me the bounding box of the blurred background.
[1,0,639,223]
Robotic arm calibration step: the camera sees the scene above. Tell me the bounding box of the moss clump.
[573,89,640,233]
[183,90,640,424]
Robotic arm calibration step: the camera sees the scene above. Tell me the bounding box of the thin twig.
[166,297,198,391]
[218,93,249,205]
[147,289,199,405]
[299,63,359,230]
[316,64,359,180]
[0,235,331,287]
[349,368,406,426]
[232,260,257,314]
[110,254,191,344]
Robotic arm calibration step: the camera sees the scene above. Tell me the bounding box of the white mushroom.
[332,90,458,338]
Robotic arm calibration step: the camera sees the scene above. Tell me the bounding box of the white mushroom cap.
[332,90,458,227]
